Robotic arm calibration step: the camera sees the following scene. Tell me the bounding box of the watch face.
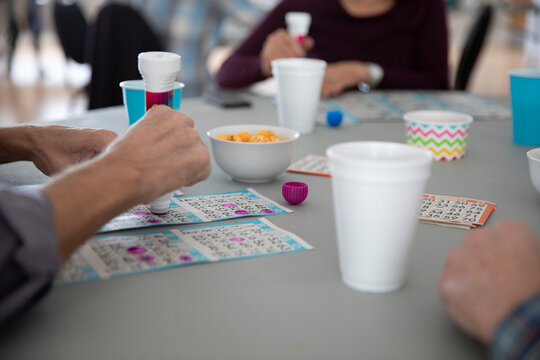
[358,82,371,93]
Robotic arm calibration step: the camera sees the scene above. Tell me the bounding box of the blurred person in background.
[216,0,449,98]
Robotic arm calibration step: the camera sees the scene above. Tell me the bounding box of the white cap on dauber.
[138,52,181,93]
[150,191,175,215]
[285,12,311,39]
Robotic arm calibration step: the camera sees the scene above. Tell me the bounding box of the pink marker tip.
[296,35,306,44]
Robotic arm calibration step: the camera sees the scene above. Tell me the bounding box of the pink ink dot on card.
[179,255,193,262]
[260,209,276,214]
[134,211,152,216]
[127,246,147,255]
[137,255,155,262]
[222,203,238,208]
[146,219,162,224]
[234,210,251,215]
[230,237,245,242]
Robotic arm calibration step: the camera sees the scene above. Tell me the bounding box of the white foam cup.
[327,142,433,293]
[272,58,326,134]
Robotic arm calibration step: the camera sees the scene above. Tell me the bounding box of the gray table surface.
[1,94,538,360]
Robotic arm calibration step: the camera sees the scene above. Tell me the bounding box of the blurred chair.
[53,0,89,109]
[53,0,87,65]
[454,4,494,91]
[85,3,163,109]
[6,0,44,77]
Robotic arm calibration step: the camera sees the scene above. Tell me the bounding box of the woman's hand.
[260,29,314,77]
[321,61,370,98]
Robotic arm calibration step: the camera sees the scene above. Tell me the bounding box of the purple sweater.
[216,0,449,90]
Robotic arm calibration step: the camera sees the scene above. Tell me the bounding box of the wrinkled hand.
[439,220,540,342]
[104,106,210,203]
[321,61,370,98]
[30,125,117,176]
[260,28,314,77]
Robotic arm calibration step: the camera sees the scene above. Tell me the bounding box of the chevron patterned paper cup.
[404,110,473,161]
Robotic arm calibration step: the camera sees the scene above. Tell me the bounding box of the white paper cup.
[527,148,540,195]
[327,142,433,293]
[285,12,311,41]
[272,58,326,134]
[404,110,473,161]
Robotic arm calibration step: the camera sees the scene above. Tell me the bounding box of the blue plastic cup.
[510,69,540,146]
[119,80,185,125]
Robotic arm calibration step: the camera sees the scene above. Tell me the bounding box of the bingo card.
[57,218,313,284]
[101,188,292,233]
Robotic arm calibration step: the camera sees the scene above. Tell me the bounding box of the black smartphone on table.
[203,90,252,108]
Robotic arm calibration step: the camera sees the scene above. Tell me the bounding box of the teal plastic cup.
[119,80,184,125]
[510,69,540,146]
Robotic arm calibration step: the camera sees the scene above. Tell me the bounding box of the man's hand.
[321,61,370,98]
[104,106,211,203]
[260,29,314,77]
[439,220,540,342]
[44,106,210,258]
[29,125,117,175]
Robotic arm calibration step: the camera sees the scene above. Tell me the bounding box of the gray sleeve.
[0,186,61,323]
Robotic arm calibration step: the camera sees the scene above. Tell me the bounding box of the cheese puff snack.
[216,130,282,143]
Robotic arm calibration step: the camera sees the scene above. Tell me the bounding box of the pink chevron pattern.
[405,126,470,138]
[405,122,471,161]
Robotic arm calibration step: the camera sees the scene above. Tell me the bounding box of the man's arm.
[0,187,60,323]
[0,106,210,322]
[491,291,540,360]
[0,126,35,163]
[0,125,117,176]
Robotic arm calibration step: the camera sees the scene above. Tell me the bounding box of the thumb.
[303,36,315,51]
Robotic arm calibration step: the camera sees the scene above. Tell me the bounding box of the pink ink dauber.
[285,12,311,45]
[138,51,181,215]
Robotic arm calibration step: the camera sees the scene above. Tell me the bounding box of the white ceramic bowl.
[207,124,300,183]
[527,148,540,195]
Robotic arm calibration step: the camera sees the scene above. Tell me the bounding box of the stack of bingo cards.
[288,154,330,177]
[419,194,496,230]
